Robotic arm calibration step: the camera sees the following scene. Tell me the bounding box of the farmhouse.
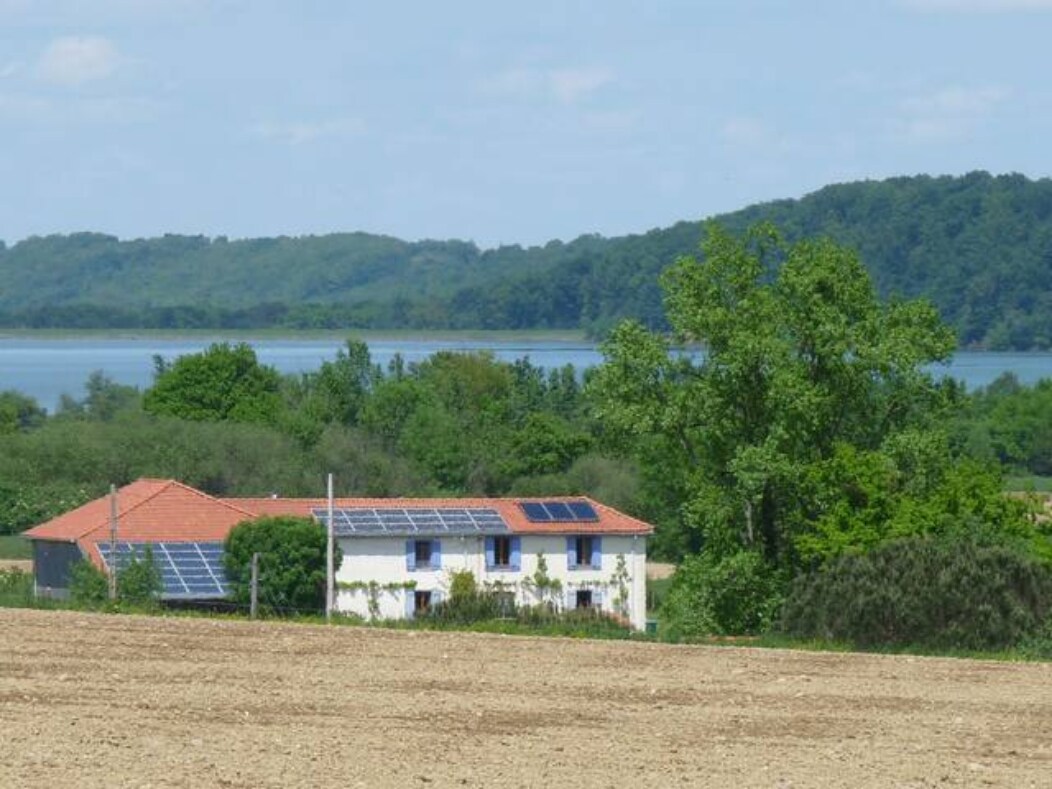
[23,478,652,630]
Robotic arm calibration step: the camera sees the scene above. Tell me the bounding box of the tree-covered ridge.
[2,172,1052,347]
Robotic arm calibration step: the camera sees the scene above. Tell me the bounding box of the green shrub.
[781,536,1052,650]
[448,569,478,602]
[69,560,109,607]
[118,546,163,607]
[224,516,337,613]
[0,568,33,606]
[660,550,785,640]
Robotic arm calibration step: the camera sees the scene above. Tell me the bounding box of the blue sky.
[1,0,1050,247]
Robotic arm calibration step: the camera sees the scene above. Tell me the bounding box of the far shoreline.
[0,328,592,344]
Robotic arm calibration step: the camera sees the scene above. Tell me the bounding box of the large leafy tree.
[143,342,284,424]
[589,223,984,566]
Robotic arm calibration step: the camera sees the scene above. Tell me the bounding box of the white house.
[24,480,653,631]
[242,495,653,630]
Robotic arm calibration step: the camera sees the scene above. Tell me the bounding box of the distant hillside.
[2,171,1051,348]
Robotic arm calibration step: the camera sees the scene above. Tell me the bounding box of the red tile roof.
[25,480,652,569]
[23,479,259,568]
[225,496,653,535]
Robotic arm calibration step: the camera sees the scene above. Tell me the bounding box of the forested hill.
[2,171,1051,348]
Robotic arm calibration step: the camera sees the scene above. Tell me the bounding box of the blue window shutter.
[485,537,495,570]
[593,588,603,610]
[406,539,416,571]
[432,588,443,605]
[566,588,576,610]
[567,536,577,569]
[591,537,602,570]
[405,589,414,618]
[510,537,521,571]
[432,540,441,570]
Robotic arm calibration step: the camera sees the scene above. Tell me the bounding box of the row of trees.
[3,173,1052,346]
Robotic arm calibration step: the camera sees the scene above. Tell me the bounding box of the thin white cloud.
[900,0,1052,11]
[0,61,21,78]
[482,66,612,104]
[252,118,366,146]
[37,36,119,86]
[548,67,612,104]
[896,85,1008,142]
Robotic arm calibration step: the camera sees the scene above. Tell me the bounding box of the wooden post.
[326,473,334,623]
[108,484,118,601]
[250,552,259,619]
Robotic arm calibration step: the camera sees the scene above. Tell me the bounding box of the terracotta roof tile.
[25,480,652,572]
[223,495,652,535]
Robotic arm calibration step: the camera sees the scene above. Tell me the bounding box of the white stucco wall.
[334,533,648,630]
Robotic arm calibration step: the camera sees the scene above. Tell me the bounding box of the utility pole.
[326,473,334,623]
[108,484,118,601]
[250,552,259,619]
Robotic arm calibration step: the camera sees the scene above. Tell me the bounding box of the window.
[407,539,441,571]
[568,535,602,570]
[495,591,516,616]
[415,540,432,568]
[493,536,511,567]
[575,589,593,609]
[576,536,593,567]
[414,590,432,613]
[485,536,520,571]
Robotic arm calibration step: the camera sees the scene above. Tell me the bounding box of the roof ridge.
[163,479,264,519]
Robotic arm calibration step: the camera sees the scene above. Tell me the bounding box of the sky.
[0,0,1050,248]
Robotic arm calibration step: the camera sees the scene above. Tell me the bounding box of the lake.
[2,337,1051,412]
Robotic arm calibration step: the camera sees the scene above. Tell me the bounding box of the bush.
[781,536,1052,650]
[118,546,163,607]
[660,550,785,640]
[427,571,511,624]
[0,568,33,606]
[69,560,109,607]
[224,516,337,613]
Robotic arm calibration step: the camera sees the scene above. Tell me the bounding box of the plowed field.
[1,608,1050,788]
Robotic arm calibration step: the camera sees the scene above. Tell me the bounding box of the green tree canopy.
[589,223,1018,567]
[223,516,337,613]
[143,342,284,424]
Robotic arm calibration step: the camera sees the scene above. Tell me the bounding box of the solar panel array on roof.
[312,507,511,537]
[519,500,599,523]
[97,541,229,599]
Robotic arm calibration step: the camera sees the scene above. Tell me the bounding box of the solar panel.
[312,507,511,537]
[97,541,230,600]
[567,501,599,521]
[520,502,551,522]
[518,500,600,523]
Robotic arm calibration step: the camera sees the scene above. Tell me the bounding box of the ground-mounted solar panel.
[97,541,230,600]
[311,507,511,537]
[518,500,601,523]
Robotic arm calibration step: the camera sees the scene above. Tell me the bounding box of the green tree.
[118,546,163,607]
[590,223,958,568]
[0,391,46,434]
[223,516,337,613]
[69,560,109,607]
[143,342,284,424]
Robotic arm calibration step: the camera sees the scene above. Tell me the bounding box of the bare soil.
[1,608,1050,788]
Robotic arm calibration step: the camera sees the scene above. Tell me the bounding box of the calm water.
[1,337,1050,412]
